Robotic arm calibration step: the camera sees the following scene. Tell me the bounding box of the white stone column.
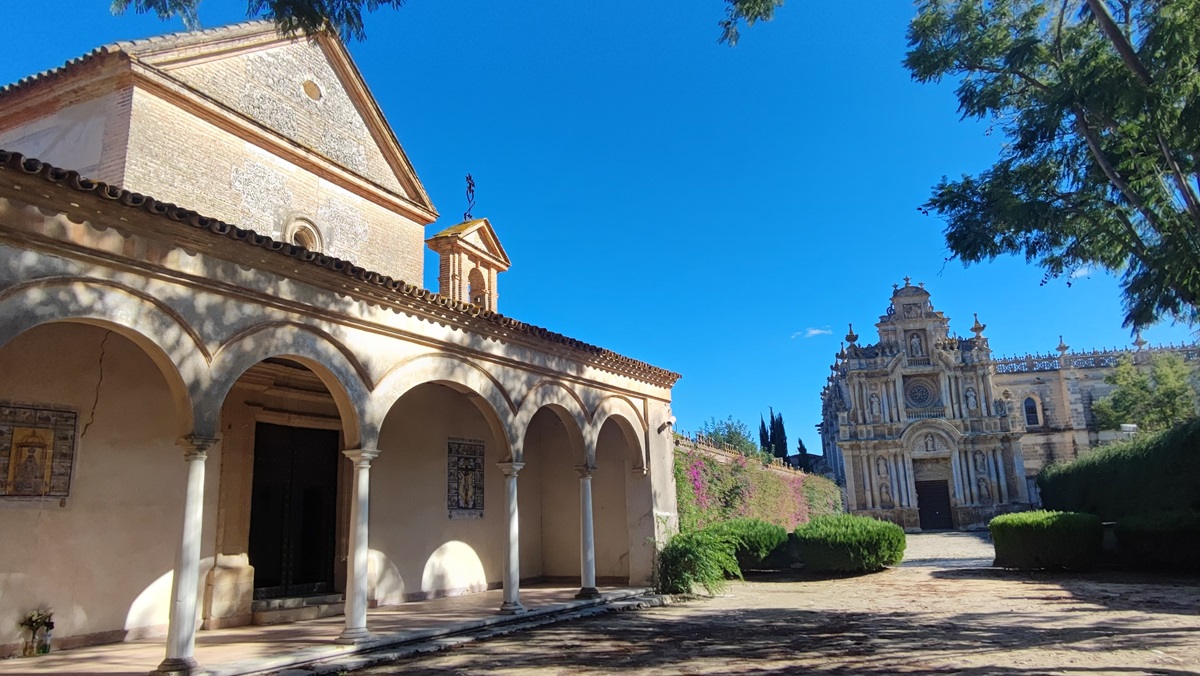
[904,455,917,510]
[336,448,379,644]
[575,464,600,599]
[950,449,965,505]
[152,436,217,676]
[498,462,526,614]
[966,449,980,505]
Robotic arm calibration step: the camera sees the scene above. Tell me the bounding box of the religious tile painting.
[447,437,484,519]
[0,402,77,498]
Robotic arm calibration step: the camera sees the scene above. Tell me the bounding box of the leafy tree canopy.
[112,0,784,43]
[906,0,1200,328]
[698,415,760,456]
[1092,353,1197,432]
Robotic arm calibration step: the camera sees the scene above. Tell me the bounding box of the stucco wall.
[593,422,630,580]
[526,409,582,579]
[0,88,132,185]
[0,324,216,650]
[369,383,506,604]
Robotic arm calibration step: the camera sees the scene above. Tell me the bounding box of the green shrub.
[1115,511,1200,570]
[793,514,905,573]
[989,511,1102,570]
[655,529,741,595]
[704,518,789,568]
[1038,420,1200,521]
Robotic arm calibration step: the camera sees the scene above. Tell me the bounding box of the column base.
[498,601,526,615]
[574,587,602,600]
[334,627,372,644]
[150,657,207,676]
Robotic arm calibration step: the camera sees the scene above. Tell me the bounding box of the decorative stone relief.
[231,159,293,236]
[447,437,485,520]
[915,433,949,454]
[318,199,367,260]
[0,402,77,499]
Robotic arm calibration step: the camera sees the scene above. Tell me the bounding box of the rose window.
[906,382,935,407]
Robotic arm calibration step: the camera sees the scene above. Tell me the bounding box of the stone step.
[252,593,344,613]
[252,601,345,626]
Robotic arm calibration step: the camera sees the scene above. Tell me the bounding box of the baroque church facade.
[820,280,1198,531]
[0,22,679,674]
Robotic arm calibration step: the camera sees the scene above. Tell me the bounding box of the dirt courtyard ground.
[355,533,1200,675]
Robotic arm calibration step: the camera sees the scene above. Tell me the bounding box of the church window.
[1024,397,1040,426]
[284,218,323,253]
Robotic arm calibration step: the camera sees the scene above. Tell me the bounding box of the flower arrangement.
[17,609,54,656]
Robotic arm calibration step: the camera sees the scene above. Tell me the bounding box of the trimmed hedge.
[1115,511,1200,570]
[704,518,789,569]
[674,446,843,533]
[655,529,741,595]
[989,511,1102,570]
[1038,420,1200,521]
[793,514,906,573]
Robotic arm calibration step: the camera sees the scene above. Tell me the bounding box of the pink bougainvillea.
[673,447,841,533]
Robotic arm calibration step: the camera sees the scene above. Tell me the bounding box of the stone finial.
[1133,330,1148,351]
[970,313,986,337]
[1056,335,1069,354]
[845,324,858,344]
[903,275,911,286]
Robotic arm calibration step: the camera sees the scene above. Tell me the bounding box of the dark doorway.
[915,480,953,530]
[249,422,340,599]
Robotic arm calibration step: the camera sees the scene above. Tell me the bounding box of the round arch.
[587,396,646,469]
[899,418,963,450]
[367,354,516,458]
[205,322,370,445]
[0,279,201,436]
[512,381,589,463]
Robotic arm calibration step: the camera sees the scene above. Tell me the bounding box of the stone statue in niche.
[869,393,881,417]
[923,434,935,452]
[876,456,889,476]
[965,388,978,411]
[909,333,923,356]
[977,477,992,504]
[973,450,987,473]
[879,483,895,509]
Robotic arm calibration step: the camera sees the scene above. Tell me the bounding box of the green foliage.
[655,529,741,596]
[719,0,785,46]
[112,0,786,44]
[674,447,843,533]
[759,408,788,459]
[989,511,1103,570]
[793,514,906,573]
[1038,419,1200,520]
[1115,511,1200,570]
[1092,354,1197,432]
[906,0,1200,328]
[699,416,760,456]
[704,518,789,568]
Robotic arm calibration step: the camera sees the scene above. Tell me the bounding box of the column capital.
[343,448,380,467]
[176,435,219,461]
[575,464,596,479]
[497,461,525,477]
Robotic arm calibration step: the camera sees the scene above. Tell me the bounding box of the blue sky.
[2,1,1195,456]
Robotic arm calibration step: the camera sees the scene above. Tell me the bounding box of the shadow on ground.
[365,602,1197,675]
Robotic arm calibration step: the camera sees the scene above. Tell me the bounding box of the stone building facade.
[0,22,680,675]
[819,280,1197,531]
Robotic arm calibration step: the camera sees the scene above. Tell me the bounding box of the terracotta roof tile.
[0,150,681,387]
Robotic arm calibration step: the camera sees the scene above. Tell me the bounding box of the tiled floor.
[0,585,644,675]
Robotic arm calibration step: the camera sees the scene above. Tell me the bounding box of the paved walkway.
[352,533,1200,675]
[0,585,645,675]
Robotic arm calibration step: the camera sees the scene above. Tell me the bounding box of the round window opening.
[906,382,934,407]
[286,219,323,253]
[303,80,322,101]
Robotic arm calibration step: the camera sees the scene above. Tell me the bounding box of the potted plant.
[17,610,53,656]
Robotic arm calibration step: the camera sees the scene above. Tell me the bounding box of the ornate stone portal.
[819,280,1029,531]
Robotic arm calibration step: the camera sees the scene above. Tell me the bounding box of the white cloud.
[793,327,833,339]
[1070,266,1093,279]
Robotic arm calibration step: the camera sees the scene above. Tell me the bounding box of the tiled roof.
[0,22,280,97]
[429,218,487,238]
[0,150,681,387]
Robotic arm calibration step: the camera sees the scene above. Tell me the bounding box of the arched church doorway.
[215,357,351,607]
